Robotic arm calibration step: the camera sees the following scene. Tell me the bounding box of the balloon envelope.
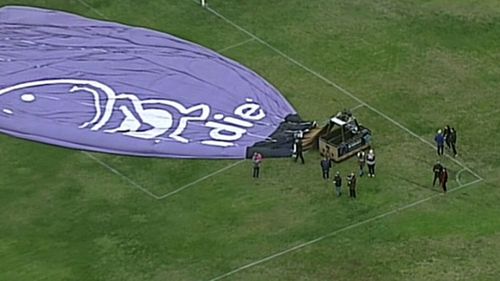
[0,6,298,159]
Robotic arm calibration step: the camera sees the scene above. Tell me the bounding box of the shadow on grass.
[387,172,441,193]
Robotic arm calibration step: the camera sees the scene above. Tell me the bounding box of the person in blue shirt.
[434,129,445,156]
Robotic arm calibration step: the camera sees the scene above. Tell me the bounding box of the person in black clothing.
[294,138,304,164]
[443,125,451,149]
[333,171,342,197]
[357,151,366,177]
[449,127,457,157]
[347,172,357,198]
[432,160,443,187]
[320,157,331,180]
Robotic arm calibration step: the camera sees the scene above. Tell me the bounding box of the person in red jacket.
[440,167,448,193]
[252,152,263,178]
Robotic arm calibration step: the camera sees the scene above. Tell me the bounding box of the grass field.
[1,0,499,280]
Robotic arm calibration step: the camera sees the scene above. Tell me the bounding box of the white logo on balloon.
[0,79,266,147]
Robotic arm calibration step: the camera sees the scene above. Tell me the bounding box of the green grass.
[1,0,499,280]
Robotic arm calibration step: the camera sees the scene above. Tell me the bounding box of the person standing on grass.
[443,125,452,150]
[333,171,342,197]
[252,152,263,178]
[432,160,444,187]
[440,167,448,193]
[347,172,357,198]
[357,150,366,177]
[449,127,458,157]
[294,138,305,164]
[435,129,445,156]
[320,156,331,180]
[366,149,376,177]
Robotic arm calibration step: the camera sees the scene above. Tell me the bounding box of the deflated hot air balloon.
[0,6,316,159]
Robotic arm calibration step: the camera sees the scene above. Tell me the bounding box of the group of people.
[355,149,376,177]
[252,124,458,197]
[321,149,376,199]
[252,144,377,200]
[433,125,457,193]
[434,125,458,157]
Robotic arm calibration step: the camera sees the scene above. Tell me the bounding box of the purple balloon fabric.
[0,6,296,159]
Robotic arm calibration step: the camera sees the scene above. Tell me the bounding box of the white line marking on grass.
[217,38,255,53]
[207,178,483,281]
[201,5,483,182]
[455,168,466,186]
[84,151,244,200]
[82,151,161,199]
[351,103,365,111]
[76,0,107,18]
[157,160,245,199]
[74,0,247,201]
